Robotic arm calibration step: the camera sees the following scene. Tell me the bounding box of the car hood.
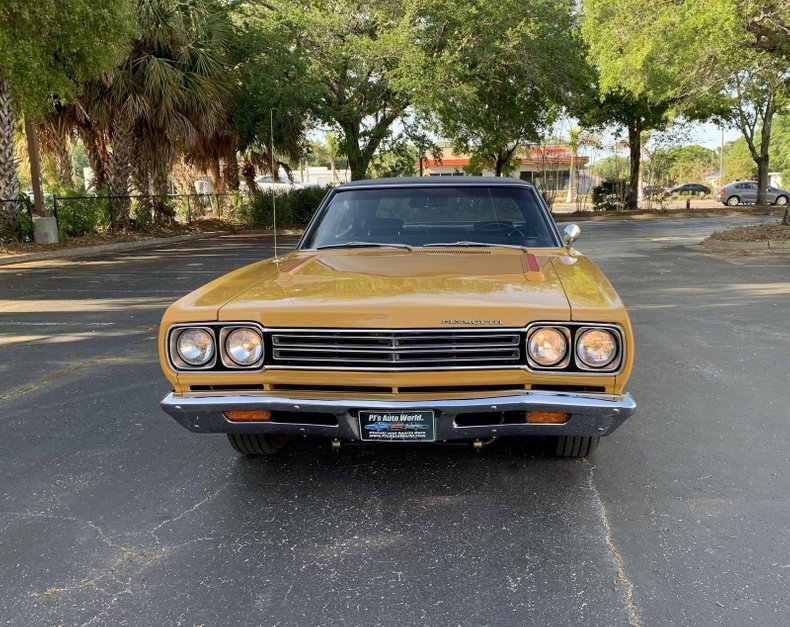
[203,248,572,328]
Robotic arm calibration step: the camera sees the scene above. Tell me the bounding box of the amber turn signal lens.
[525,411,570,424]
[224,410,272,422]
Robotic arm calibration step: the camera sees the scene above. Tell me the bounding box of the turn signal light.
[224,410,272,422]
[525,411,570,424]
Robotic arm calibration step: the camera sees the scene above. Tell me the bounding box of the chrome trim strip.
[267,328,522,368]
[266,327,524,333]
[161,390,637,438]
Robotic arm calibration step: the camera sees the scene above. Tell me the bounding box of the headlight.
[176,328,215,366]
[576,329,617,368]
[527,327,568,367]
[224,327,263,366]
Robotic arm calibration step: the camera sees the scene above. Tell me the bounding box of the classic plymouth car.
[159,177,636,457]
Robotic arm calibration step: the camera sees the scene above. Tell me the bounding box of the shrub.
[54,192,109,237]
[289,186,330,225]
[591,179,628,212]
[239,185,331,228]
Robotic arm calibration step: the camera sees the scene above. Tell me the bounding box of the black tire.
[227,433,290,455]
[552,435,599,458]
[726,195,740,207]
[775,195,788,206]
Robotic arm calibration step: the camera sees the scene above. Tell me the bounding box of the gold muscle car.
[159,177,635,457]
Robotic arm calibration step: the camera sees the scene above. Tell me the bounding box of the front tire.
[552,435,599,458]
[227,434,290,455]
[775,195,788,206]
[726,195,740,207]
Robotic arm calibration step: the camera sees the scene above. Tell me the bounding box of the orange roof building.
[419,146,591,192]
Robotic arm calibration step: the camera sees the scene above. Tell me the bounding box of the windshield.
[300,186,560,250]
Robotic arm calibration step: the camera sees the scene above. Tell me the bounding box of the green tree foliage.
[229,11,314,187]
[590,155,630,180]
[769,113,790,183]
[244,0,432,180]
[0,0,133,236]
[651,144,715,185]
[422,0,586,177]
[574,89,673,209]
[0,0,134,115]
[581,0,789,208]
[723,138,758,182]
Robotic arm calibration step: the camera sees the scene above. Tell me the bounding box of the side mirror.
[563,224,581,246]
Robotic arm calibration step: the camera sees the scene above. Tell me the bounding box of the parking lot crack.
[582,458,641,627]
[149,482,230,543]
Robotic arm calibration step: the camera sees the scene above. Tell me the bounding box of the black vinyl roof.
[336,176,535,189]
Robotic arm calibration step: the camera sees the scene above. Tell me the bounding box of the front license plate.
[358,411,435,442]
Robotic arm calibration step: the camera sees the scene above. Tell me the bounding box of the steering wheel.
[474,221,524,237]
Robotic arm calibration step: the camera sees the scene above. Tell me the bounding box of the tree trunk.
[626,120,642,211]
[494,157,504,177]
[783,206,790,226]
[24,117,45,217]
[151,142,173,223]
[209,157,223,194]
[241,159,258,197]
[340,122,369,181]
[45,124,73,189]
[131,132,151,226]
[0,74,20,237]
[756,102,775,207]
[108,117,133,229]
[78,122,108,191]
[346,151,367,181]
[224,150,240,191]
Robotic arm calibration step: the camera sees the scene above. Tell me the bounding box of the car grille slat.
[267,329,522,369]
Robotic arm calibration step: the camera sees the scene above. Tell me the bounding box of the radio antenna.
[270,108,279,260]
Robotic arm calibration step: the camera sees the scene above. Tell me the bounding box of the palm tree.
[565,126,600,203]
[91,0,235,227]
[0,74,19,236]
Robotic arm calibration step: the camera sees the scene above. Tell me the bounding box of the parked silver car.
[715,181,789,206]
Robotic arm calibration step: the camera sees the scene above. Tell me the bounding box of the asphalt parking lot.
[1,215,789,625]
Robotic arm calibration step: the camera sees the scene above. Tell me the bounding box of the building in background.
[419,146,595,193]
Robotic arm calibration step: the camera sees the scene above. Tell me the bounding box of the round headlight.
[176,328,215,366]
[528,327,568,367]
[576,329,617,368]
[225,328,263,366]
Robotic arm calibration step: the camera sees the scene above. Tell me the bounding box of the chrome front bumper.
[160,390,636,440]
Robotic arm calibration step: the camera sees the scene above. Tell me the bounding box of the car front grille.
[266,329,522,370]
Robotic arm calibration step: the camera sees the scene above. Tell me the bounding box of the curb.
[553,208,782,222]
[702,239,770,251]
[699,238,790,255]
[0,231,226,266]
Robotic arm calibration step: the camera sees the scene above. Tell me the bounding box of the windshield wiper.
[423,241,528,251]
[316,241,413,251]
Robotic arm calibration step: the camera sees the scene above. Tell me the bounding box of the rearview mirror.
[563,224,581,246]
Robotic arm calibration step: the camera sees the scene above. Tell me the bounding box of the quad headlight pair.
[527,325,621,371]
[171,326,264,369]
